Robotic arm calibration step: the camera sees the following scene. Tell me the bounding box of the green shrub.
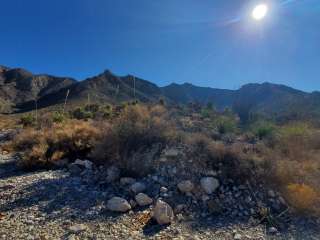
[20,114,36,127]
[52,111,65,123]
[251,121,277,140]
[72,107,94,120]
[211,115,238,134]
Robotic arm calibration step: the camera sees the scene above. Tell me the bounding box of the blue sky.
[0,0,320,91]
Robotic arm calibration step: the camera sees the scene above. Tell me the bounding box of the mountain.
[11,69,163,112]
[0,66,76,112]
[161,83,236,110]
[1,65,320,121]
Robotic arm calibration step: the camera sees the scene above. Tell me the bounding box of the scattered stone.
[107,197,131,212]
[130,182,146,194]
[135,193,153,206]
[153,200,174,225]
[200,177,219,194]
[177,180,194,193]
[69,224,87,234]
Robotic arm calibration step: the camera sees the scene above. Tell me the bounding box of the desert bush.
[250,120,277,140]
[92,104,177,176]
[52,111,65,123]
[72,106,94,120]
[12,120,102,169]
[286,184,320,215]
[261,122,320,215]
[20,113,36,127]
[184,132,265,182]
[211,115,238,134]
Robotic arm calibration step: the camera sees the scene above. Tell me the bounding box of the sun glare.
[252,4,268,21]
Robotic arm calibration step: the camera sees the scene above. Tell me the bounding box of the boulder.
[177,180,194,193]
[69,224,87,234]
[107,197,131,212]
[130,182,146,194]
[200,177,219,194]
[135,193,153,206]
[153,200,174,225]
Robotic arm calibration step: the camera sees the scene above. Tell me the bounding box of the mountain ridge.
[1,65,319,120]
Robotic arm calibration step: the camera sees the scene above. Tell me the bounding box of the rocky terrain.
[0,130,319,240]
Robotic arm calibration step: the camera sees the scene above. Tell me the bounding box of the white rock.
[135,193,153,206]
[69,224,87,234]
[160,186,168,193]
[74,159,93,169]
[200,177,219,194]
[107,197,131,212]
[234,233,242,240]
[153,200,174,225]
[268,227,278,234]
[130,182,146,194]
[177,180,194,193]
[163,148,179,157]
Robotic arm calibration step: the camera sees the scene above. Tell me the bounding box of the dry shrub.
[12,120,102,169]
[263,122,320,215]
[0,115,18,129]
[92,105,177,176]
[184,132,266,182]
[286,184,320,215]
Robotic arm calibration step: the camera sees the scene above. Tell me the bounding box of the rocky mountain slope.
[1,65,320,120]
[0,66,76,112]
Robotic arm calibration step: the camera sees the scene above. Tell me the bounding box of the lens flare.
[252,4,268,20]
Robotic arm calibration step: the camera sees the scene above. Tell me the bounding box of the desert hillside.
[0,101,319,239]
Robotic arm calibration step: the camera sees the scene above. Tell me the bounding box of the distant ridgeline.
[1,65,320,121]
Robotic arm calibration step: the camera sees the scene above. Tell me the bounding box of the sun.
[252,4,268,21]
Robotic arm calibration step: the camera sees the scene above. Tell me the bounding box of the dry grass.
[0,115,18,129]
[12,120,103,169]
[286,184,320,215]
[263,123,320,215]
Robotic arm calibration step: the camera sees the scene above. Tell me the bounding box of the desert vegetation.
[5,101,320,217]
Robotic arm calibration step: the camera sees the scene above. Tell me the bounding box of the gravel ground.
[0,142,319,239]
